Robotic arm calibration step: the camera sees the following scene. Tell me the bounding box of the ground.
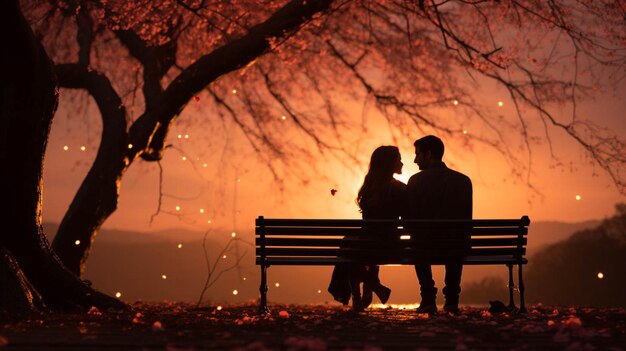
[0,303,624,350]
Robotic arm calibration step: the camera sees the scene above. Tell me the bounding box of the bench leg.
[518,263,527,314]
[507,264,516,309]
[259,264,270,314]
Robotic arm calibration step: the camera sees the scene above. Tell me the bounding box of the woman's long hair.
[356,146,400,212]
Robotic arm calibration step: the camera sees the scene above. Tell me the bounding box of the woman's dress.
[328,179,408,304]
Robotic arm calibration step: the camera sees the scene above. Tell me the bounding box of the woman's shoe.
[374,284,391,304]
[362,284,373,308]
[352,295,364,312]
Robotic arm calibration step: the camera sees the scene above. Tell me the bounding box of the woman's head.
[368,145,402,177]
[357,146,402,211]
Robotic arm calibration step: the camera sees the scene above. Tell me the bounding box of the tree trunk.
[52,64,130,277]
[0,248,44,313]
[0,0,126,312]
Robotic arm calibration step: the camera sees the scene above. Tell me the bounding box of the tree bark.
[0,0,126,312]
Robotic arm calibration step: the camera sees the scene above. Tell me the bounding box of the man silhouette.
[407,135,472,314]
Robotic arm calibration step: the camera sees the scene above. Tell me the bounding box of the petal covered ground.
[0,303,624,350]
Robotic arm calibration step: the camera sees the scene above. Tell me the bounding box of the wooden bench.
[255,216,530,314]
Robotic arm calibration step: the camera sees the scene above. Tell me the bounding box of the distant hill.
[525,220,600,252]
[463,205,626,307]
[43,222,214,244]
[41,219,602,304]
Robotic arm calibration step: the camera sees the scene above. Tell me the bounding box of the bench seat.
[255,216,530,313]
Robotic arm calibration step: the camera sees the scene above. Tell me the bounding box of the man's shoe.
[443,304,460,315]
[416,304,437,314]
[374,285,391,305]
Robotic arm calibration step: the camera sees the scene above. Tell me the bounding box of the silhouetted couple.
[328,135,472,314]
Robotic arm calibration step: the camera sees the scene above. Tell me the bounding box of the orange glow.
[597,272,604,279]
[161,275,167,280]
[115,292,122,298]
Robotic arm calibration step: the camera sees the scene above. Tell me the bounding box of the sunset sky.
[42,78,625,237]
[38,40,626,306]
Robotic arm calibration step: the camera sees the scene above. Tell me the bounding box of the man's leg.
[443,263,463,313]
[415,264,437,313]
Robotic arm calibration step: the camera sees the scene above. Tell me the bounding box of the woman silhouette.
[328,146,408,311]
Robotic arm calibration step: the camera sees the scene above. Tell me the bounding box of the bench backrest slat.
[257,226,527,236]
[255,237,526,248]
[257,217,530,227]
[260,247,524,257]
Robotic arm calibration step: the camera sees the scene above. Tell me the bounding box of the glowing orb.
[498,101,504,107]
[115,292,122,298]
[232,89,237,94]
[80,146,86,151]
[317,290,321,294]
[232,290,238,295]
[74,240,80,245]
[575,195,582,201]
[177,244,182,249]
[463,130,468,134]
[175,206,181,211]
[597,272,604,279]
[127,144,133,149]
[184,134,189,139]
[63,146,69,151]
[203,163,208,167]
[453,100,459,106]
[161,275,167,280]
[207,220,212,224]
[275,283,280,287]
[177,134,182,139]
[281,115,287,120]
[243,277,247,281]
[400,235,411,240]
[216,306,222,311]
[182,156,187,161]
[222,255,227,259]
[231,232,236,238]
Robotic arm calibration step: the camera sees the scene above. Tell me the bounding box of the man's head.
[413,135,444,170]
